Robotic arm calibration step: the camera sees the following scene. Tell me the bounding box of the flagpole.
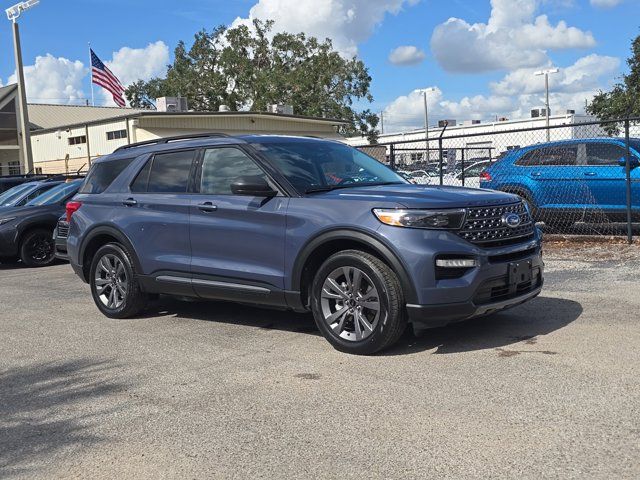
[88,42,95,106]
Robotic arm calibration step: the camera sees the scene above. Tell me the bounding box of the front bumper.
[0,225,19,257]
[407,282,543,327]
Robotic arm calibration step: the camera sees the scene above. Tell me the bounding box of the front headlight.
[373,209,466,229]
[0,217,16,226]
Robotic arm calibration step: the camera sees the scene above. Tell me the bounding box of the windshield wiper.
[305,181,404,195]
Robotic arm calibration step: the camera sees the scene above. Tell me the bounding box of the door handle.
[531,172,542,177]
[198,202,218,213]
[122,198,137,207]
[584,172,597,176]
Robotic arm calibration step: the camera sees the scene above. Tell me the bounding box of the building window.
[35,167,43,174]
[8,161,20,175]
[106,129,127,141]
[68,135,87,146]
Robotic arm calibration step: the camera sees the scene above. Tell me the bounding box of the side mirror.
[230,175,278,197]
[618,156,640,169]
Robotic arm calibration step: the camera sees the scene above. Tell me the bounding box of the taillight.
[66,201,82,222]
[480,171,492,182]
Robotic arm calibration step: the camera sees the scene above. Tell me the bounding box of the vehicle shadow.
[143,296,321,335]
[383,296,582,356]
[0,359,127,478]
[145,295,581,356]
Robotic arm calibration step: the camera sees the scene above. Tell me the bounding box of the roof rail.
[114,132,230,152]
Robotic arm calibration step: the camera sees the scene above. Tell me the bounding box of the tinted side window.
[516,146,577,166]
[146,150,195,193]
[79,158,135,194]
[586,143,626,166]
[130,158,152,193]
[200,148,268,195]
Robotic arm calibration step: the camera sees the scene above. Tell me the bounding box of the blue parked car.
[0,180,63,208]
[480,138,640,228]
[66,133,543,355]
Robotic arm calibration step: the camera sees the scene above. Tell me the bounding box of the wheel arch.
[79,225,143,282]
[291,228,417,309]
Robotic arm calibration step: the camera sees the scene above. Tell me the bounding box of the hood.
[0,204,62,219]
[316,184,520,208]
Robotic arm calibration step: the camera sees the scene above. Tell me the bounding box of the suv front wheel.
[310,250,407,355]
[89,243,148,318]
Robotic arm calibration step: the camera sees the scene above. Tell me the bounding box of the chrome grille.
[57,221,70,239]
[457,202,534,247]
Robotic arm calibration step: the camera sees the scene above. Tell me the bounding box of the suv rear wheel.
[310,250,407,355]
[90,243,148,318]
[20,228,56,267]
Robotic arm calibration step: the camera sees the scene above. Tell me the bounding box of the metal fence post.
[389,143,396,170]
[461,148,466,187]
[438,121,449,186]
[624,119,633,244]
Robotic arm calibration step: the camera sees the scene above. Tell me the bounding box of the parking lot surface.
[1,245,639,479]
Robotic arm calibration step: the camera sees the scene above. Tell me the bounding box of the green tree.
[126,20,379,141]
[587,33,640,124]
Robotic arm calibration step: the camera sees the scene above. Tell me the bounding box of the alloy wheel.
[25,234,54,263]
[94,254,128,310]
[320,266,381,342]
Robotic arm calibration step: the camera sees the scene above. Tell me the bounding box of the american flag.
[90,49,126,107]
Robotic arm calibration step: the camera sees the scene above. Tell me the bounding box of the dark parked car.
[480,138,640,227]
[66,134,543,355]
[0,180,63,208]
[0,174,50,194]
[0,180,83,266]
[53,214,70,261]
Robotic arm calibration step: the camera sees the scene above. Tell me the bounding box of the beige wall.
[28,114,344,173]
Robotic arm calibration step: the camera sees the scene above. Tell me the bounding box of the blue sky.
[0,0,638,131]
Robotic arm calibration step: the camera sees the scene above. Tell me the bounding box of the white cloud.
[388,45,426,65]
[99,41,170,106]
[382,54,620,132]
[105,41,169,86]
[7,54,86,104]
[430,0,595,73]
[590,0,623,7]
[3,41,169,107]
[232,0,419,57]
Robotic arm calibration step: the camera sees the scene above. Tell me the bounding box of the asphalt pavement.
[0,246,638,479]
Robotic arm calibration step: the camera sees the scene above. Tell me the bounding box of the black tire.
[19,228,56,267]
[89,243,148,318]
[310,250,407,355]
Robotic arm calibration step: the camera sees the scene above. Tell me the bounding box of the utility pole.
[420,87,436,162]
[6,1,39,175]
[380,111,384,135]
[534,68,559,142]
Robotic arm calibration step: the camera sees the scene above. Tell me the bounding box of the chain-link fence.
[359,117,640,242]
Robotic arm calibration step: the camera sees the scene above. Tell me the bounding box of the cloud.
[105,41,169,86]
[99,41,170,106]
[590,0,623,6]
[388,45,426,65]
[7,54,86,104]
[232,0,420,57]
[430,0,595,73]
[4,41,169,107]
[381,54,620,132]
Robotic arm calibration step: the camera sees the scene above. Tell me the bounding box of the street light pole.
[6,1,39,175]
[534,68,559,142]
[420,87,436,162]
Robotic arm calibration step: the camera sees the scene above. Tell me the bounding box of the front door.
[189,146,288,305]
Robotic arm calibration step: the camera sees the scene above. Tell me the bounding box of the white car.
[442,161,492,189]
[399,169,438,185]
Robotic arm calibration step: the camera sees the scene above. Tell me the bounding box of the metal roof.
[0,84,17,105]
[27,103,147,130]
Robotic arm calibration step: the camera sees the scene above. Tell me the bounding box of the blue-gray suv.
[67,133,543,354]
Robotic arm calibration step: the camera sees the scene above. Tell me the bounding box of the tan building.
[0,84,348,175]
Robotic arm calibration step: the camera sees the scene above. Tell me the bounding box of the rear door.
[189,146,288,304]
[123,149,195,280]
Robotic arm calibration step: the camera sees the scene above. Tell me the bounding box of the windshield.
[27,180,82,206]
[0,183,37,206]
[252,140,406,194]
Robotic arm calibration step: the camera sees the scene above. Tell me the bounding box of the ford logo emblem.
[502,213,522,228]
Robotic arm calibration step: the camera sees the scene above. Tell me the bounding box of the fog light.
[436,258,478,268]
